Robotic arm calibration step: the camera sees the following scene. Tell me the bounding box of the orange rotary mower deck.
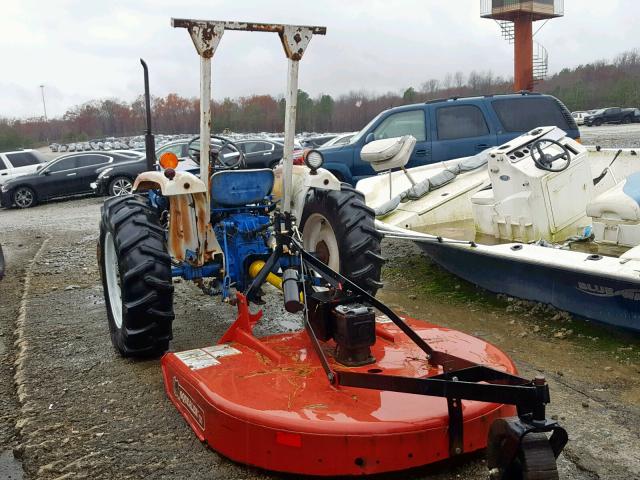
[161,311,517,476]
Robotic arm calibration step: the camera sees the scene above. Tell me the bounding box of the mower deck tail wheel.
[301,182,384,295]
[501,433,560,480]
[98,194,174,357]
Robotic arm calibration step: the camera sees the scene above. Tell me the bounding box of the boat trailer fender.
[486,416,569,472]
[133,170,207,196]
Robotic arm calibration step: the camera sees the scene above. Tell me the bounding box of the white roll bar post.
[172,18,326,216]
[172,19,225,204]
[279,26,316,217]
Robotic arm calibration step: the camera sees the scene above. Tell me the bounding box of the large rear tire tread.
[98,194,174,357]
[301,182,384,295]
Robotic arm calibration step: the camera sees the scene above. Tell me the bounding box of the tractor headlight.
[97,167,113,179]
[304,149,324,172]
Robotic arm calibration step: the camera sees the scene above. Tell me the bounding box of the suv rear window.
[5,151,45,168]
[491,97,571,132]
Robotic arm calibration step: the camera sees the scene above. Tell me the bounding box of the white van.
[0,150,48,185]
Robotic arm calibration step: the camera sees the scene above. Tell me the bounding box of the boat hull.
[417,241,640,332]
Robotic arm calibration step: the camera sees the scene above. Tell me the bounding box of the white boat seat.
[470,188,495,206]
[586,172,640,222]
[360,135,416,172]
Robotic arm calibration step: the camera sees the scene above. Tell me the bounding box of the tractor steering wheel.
[187,135,245,170]
[529,138,571,172]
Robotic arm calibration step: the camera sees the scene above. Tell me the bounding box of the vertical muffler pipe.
[283,268,302,313]
[140,59,156,171]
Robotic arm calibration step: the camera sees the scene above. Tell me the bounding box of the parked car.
[319,92,580,185]
[0,151,142,208]
[634,108,640,123]
[571,111,588,125]
[92,140,204,196]
[92,158,147,196]
[0,149,48,186]
[320,132,358,148]
[270,137,304,150]
[236,139,290,169]
[301,135,337,148]
[584,107,636,126]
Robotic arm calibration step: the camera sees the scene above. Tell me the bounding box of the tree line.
[1,49,639,151]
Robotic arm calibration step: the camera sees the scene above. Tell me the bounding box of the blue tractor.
[97,21,383,356]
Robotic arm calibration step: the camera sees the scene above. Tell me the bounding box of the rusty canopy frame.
[171,18,327,215]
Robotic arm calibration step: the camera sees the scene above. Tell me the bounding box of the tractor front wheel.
[301,183,384,295]
[98,195,174,357]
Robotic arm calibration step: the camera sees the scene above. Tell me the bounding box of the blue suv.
[320,93,579,185]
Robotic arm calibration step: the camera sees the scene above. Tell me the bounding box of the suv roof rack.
[424,97,449,104]
[424,91,542,105]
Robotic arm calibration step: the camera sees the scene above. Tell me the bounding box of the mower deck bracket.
[218,292,282,363]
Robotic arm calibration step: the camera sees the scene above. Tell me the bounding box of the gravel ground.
[1,124,639,480]
[579,123,640,148]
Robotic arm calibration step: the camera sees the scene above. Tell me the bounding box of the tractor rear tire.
[301,183,384,295]
[98,195,174,357]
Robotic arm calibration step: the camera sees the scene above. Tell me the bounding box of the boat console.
[471,126,592,242]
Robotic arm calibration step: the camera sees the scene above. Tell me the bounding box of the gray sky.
[2,0,637,119]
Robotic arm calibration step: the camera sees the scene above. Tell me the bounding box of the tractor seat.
[360,135,416,172]
[210,169,274,207]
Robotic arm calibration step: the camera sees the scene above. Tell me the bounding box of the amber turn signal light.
[159,152,179,169]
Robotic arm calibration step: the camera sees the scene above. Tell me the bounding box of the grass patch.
[383,253,640,364]
[383,254,506,308]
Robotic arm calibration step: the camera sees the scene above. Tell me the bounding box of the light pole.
[39,84,48,122]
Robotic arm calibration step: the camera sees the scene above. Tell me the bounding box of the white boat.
[358,128,640,332]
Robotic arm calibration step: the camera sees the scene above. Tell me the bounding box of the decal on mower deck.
[375,314,393,324]
[577,282,640,300]
[173,377,205,430]
[174,345,242,371]
[174,349,221,370]
[202,344,242,358]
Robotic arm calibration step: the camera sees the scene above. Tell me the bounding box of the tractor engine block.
[214,213,272,291]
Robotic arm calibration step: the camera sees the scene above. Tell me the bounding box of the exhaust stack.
[140,58,156,171]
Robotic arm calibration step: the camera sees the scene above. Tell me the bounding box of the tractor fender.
[323,162,353,185]
[133,171,207,196]
[272,165,341,221]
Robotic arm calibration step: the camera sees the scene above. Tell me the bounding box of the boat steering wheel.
[187,135,245,170]
[530,138,571,172]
